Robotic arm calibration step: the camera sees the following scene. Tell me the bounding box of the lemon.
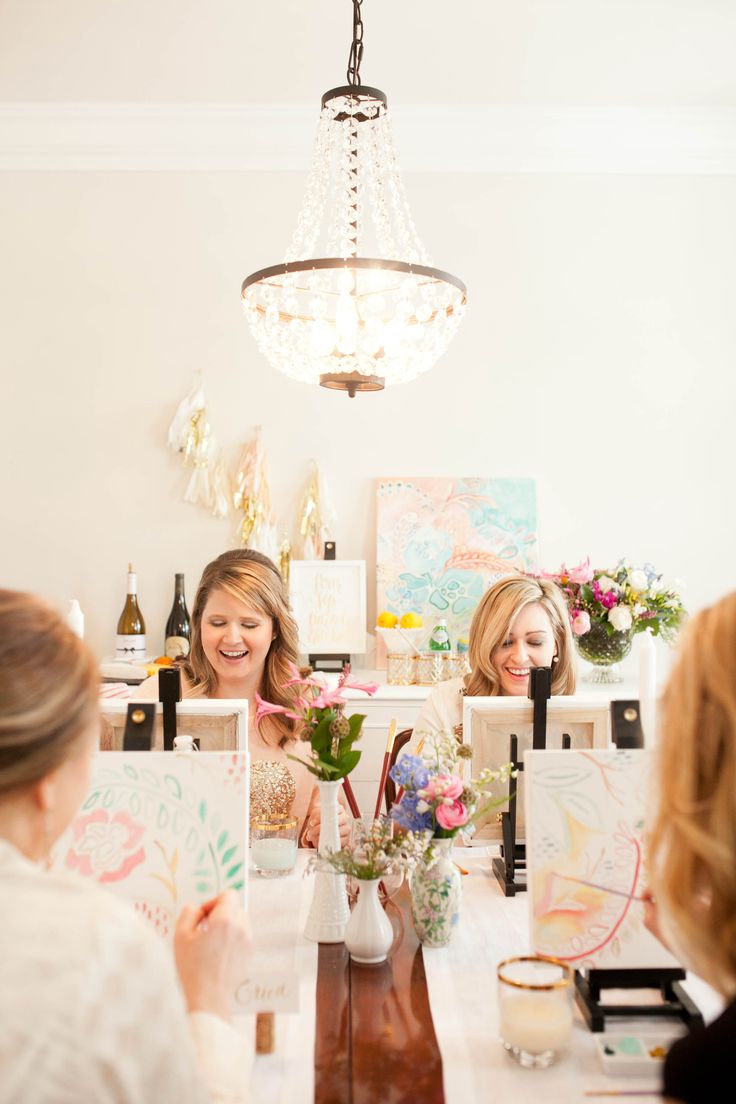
[400,612,423,629]
[377,611,399,628]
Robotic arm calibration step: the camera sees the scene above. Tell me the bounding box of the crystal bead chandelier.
[241,0,467,397]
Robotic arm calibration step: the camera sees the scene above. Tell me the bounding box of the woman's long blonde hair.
[647,592,736,997]
[465,574,576,697]
[183,549,300,746]
[0,590,98,796]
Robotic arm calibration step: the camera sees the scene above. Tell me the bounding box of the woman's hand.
[303,799,352,848]
[174,890,251,1022]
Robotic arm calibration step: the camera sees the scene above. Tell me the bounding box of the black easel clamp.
[575,967,704,1033]
[158,666,182,751]
[122,703,155,751]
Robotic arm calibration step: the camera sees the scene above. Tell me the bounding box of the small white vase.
[344,878,394,964]
[303,779,350,943]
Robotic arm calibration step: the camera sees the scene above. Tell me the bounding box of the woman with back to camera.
[137,549,350,846]
[413,573,577,739]
[643,592,736,1103]
[0,589,251,1104]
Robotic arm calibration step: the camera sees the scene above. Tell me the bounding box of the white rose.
[608,605,633,632]
[597,575,618,593]
[627,570,648,593]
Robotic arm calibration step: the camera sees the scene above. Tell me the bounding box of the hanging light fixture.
[241,0,467,397]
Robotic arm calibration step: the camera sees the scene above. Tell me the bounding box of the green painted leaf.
[196,882,211,894]
[123,764,138,779]
[198,799,207,823]
[221,845,237,865]
[217,830,228,851]
[226,861,244,880]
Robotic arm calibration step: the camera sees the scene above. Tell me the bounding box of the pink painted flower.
[571,610,591,636]
[435,800,469,831]
[66,810,145,883]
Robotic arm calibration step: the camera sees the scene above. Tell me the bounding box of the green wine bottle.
[429,618,452,652]
[165,573,191,658]
[115,563,147,660]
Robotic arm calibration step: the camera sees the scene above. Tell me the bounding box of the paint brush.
[555,873,646,902]
[584,1091,659,1097]
[341,775,361,819]
[374,719,398,820]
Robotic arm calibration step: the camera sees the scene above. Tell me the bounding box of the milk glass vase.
[344,878,394,964]
[410,839,461,948]
[303,780,350,943]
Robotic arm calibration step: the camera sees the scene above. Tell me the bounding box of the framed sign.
[289,560,366,655]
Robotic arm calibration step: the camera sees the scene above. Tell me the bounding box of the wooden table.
[315,886,444,1104]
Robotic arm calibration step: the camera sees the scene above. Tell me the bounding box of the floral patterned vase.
[410,838,461,948]
[574,623,634,683]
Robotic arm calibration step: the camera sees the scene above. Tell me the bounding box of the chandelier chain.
[346,0,364,86]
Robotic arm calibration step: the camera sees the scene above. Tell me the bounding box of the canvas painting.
[376,477,538,659]
[525,748,676,969]
[51,750,249,937]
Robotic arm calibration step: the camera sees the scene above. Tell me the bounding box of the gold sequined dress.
[250,760,297,824]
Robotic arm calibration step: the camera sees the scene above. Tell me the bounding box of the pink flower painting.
[66,809,145,883]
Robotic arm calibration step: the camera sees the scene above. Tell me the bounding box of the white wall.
[1,165,734,681]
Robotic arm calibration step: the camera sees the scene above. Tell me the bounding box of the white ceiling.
[1,0,735,108]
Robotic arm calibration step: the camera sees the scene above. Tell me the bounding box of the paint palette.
[594,1032,683,1078]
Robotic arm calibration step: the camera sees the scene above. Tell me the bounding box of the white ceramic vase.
[344,878,394,964]
[410,837,461,948]
[303,779,350,943]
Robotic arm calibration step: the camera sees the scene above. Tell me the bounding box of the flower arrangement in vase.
[311,818,427,963]
[255,664,378,943]
[544,558,686,682]
[389,733,514,947]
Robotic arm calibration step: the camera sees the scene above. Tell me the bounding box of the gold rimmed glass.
[497,956,574,1068]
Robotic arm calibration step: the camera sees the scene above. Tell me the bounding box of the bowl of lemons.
[376,611,425,654]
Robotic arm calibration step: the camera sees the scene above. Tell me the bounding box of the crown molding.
[1,102,735,174]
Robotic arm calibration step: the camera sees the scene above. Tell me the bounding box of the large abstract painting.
[51,750,249,937]
[525,749,675,969]
[376,477,538,654]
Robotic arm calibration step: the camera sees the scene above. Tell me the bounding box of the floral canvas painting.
[376,477,538,654]
[525,748,675,969]
[51,751,249,937]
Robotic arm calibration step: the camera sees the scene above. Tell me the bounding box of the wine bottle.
[116,563,147,660]
[165,573,191,658]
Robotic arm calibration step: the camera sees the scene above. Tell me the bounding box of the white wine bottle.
[165,573,191,658]
[116,563,147,660]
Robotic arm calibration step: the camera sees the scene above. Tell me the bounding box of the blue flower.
[389,754,429,791]
[390,796,433,833]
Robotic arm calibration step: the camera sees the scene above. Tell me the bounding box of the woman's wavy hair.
[647,592,736,997]
[0,590,99,796]
[465,574,576,697]
[183,549,300,747]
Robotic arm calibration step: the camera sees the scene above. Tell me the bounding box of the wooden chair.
[384,728,413,814]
